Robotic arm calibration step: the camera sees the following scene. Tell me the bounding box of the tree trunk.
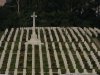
[16,0,20,15]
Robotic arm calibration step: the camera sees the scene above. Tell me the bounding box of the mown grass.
[0,28,99,75]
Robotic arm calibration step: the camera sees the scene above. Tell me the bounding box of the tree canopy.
[0,0,100,30]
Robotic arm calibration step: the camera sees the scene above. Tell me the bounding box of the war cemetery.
[0,12,99,75]
[0,0,100,75]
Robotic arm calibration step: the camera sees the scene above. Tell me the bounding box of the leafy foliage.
[0,0,100,30]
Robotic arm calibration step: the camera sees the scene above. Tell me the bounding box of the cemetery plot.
[0,27,100,75]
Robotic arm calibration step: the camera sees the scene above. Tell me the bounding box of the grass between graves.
[40,29,45,42]
[1,53,9,72]
[56,29,63,42]
[0,31,4,40]
[3,29,11,42]
[9,54,17,70]
[51,29,57,41]
[22,29,27,42]
[45,29,51,42]
[61,29,69,42]
[0,42,5,53]
[0,28,100,75]
[42,45,49,72]
[35,45,40,73]
[9,29,16,42]
[15,29,21,43]
[28,30,32,40]
[55,43,66,73]
[48,43,58,72]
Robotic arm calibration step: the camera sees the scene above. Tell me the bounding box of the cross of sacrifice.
[25,12,43,45]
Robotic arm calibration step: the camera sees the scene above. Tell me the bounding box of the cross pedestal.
[25,12,43,45]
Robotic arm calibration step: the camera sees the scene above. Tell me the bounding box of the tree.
[16,0,20,15]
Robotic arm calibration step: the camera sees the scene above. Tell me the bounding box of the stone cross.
[31,12,37,27]
[25,12,43,45]
[31,12,37,34]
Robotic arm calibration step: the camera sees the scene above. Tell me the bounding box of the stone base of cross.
[25,28,43,45]
[25,37,43,45]
[25,12,43,45]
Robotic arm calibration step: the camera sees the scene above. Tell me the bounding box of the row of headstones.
[44,27,98,43]
[71,41,98,52]
[70,33,100,71]
[65,27,99,42]
[42,27,99,43]
[0,27,99,64]
[50,27,99,53]
[42,27,99,75]
[66,42,100,69]
[0,28,25,75]
[36,27,99,55]
[0,28,43,75]
[14,27,99,75]
[45,42,98,74]
[0,42,98,75]
[0,27,100,43]
[37,28,98,74]
[64,27,100,57]
[0,27,99,60]
[0,27,99,75]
